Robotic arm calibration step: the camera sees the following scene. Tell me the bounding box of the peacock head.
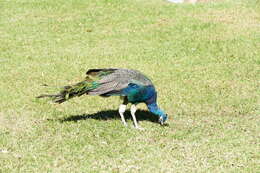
[147,103,168,125]
[157,109,168,125]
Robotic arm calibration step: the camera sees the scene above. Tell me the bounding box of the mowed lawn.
[0,0,259,172]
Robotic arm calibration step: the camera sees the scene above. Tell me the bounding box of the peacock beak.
[159,116,164,125]
[159,114,168,126]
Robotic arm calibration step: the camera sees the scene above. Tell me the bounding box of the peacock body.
[37,68,168,129]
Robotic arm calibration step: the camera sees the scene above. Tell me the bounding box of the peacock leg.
[130,104,144,130]
[119,104,127,126]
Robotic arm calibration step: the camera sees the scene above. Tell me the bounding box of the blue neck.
[147,102,165,117]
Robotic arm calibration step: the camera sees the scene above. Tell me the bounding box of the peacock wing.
[85,68,153,96]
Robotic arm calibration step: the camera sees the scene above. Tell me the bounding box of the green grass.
[0,0,259,172]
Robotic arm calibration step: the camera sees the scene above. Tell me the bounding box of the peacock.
[37,68,168,129]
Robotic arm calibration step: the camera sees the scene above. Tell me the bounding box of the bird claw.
[135,126,145,130]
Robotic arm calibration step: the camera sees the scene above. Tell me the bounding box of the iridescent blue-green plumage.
[37,68,168,125]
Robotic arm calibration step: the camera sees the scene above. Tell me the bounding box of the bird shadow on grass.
[59,110,159,124]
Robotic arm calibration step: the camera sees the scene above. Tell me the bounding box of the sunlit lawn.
[0,0,259,172]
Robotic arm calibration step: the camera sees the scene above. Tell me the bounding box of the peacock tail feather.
[36,80,99,103]
[37,68,153,103]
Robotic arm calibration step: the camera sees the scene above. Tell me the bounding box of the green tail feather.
[37,69,116,103]
[36,80,99,103]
